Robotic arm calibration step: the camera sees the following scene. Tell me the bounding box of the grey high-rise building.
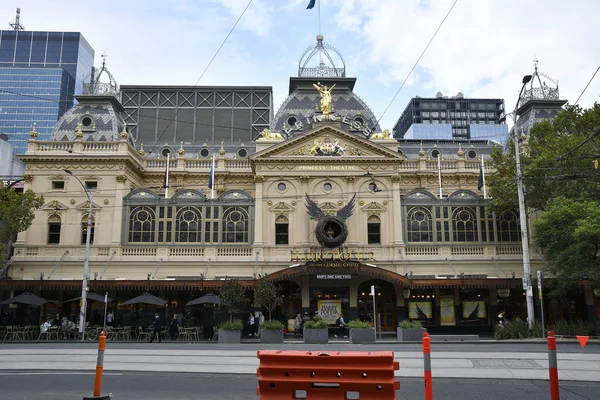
[393,93,508,143]
[0,10,95,154]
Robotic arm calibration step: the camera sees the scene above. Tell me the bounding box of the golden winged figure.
[313,82,336,115]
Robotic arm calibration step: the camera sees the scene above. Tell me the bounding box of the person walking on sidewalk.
[150,313,163,343]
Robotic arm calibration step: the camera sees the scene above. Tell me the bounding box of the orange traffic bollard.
[547,331,559,400]
[423,332,433,400]
[256,350,400,399]
[83,331,111,400]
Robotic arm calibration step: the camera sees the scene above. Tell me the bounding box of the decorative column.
[391,175,403,248]
[298,176,310,246]
[253,176,265,247]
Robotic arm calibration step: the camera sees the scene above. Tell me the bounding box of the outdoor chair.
[137,326,150,342]
[212,325,219,341]
[178,326,191,341]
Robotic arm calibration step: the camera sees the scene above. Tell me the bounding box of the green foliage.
[220,319,243,331]
[348,320,372,329]
[254,278,282,321]
[304,320,329,329]
[493,320,599,339]
[398,319,423,329]
[262,320,284,330]
[312,315,323,322]
[534,198,600,296]
[219,277,248,321]
[0,186,44,271]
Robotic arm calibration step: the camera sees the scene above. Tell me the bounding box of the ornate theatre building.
[2,37,597,332]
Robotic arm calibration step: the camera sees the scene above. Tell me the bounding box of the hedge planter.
[218,329,241,344]
[397,327,427,342]
[349,328,375,344]
[303,329,329,344]
[260,329,283,344]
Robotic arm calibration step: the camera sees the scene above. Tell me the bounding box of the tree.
[0,186,44,274]
[254,278,282,321]
[534,197,600,297]
[487,103,600,296]
[488,103,600,213]
[219,277,248,321]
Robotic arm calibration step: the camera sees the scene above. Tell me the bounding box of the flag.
[208,156,215,190]
[477,164,484,190]
[306,0,316,9]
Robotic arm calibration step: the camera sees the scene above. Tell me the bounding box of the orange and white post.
[547,331,560,400]
[423,332,433,400]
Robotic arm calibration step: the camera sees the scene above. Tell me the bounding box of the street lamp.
[64,169,93,340]
[511,75,535,330]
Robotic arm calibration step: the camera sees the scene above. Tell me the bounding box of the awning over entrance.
[0,279,256,291]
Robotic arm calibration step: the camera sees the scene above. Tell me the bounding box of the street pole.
[64,169,92,340]
[512,75,535,330]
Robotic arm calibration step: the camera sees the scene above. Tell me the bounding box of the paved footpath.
[1,342,599,382]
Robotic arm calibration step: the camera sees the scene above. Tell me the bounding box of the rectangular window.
[85,181,98,191]
[275,223,289,245]
[48,223,61,244]
[52,181,65,190]
[367,223,381,244]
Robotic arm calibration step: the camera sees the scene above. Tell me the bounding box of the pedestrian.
[497,311,506,327]
[169,314,179,341]
[106,311,114,326]
[176,310,184,327]
[149,313,163,343]
[257,312,265,337]
[294,313,302,337]
[334,314,348,338]
[248,313,255,336]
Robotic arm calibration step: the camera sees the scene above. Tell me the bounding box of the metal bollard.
[547,331,559,400]
[83,331,111,400]
[423,332,433,400]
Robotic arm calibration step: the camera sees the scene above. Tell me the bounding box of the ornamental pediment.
[360,201,386,214]
[268,201,295,213]
[250,124,404,162]
[75,201,103,211]
[43,200,68,211]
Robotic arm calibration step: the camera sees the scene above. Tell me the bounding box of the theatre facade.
[3,37,598,332]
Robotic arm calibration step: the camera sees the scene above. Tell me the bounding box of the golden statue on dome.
[313,82,336,115]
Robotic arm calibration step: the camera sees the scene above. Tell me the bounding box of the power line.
[376,0,459,125]
[148,0,254,155]
[574,65,600,105]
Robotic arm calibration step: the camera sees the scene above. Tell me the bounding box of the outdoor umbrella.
[63,292,113,303]
[185,293,221,306]
[0,292,48,306]
[120,292,167,307]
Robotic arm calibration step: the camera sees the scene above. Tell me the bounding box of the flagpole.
[165,153,170,199]
[481,155,487,199]
[437,153,443,198]
[211,155,215,200]
[318,0,321,36]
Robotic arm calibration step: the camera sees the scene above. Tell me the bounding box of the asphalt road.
[0,371,598,400]
[1,341,598,353]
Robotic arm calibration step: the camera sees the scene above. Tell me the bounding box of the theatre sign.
[290,250,375,263]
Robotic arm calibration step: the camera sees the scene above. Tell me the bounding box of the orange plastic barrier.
[256,350,400,399]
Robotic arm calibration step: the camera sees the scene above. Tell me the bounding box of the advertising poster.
[408,301,433,320]
[462,301,487,319]
[317,299,342,324]
[439,296,456,326]
[287,319,296,332]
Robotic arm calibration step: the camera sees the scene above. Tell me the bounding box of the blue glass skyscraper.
[0,30,94,154]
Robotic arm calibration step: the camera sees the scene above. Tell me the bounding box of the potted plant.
[254,277,282,321]
[397,319,427,341]
[260,320,284,344]
[218,319,243,344]
[348,319,375,344]
[219,277,248,321]
[303,316,329,344]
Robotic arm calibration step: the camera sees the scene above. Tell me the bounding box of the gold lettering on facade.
[290,250,375,262]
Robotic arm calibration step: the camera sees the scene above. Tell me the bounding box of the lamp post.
[64,169,93,340]
[511,75,535,330]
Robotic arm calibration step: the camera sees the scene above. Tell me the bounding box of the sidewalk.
[1,347,599,382]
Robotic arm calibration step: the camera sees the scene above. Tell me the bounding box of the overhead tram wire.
[147,0,254,155]
[375,0,459,126]
[573,65,600,106]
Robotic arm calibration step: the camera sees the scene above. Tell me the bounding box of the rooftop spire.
[9,8,24,31]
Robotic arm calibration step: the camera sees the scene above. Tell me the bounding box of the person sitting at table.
[40,319,51,333]
[149,313,163,343]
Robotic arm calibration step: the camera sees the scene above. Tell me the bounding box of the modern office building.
[393,94,508,143]
[0,10,95,154]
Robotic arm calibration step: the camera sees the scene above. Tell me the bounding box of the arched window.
[47,214,61,244]
[222,206,249,243]
[175,206,202,242]
[275,215,289,245]
[128,206,156,242]
[407,207,433,242]
[81,214,95,245]
[452,206,477,242]
[497,211,520,242]
[367,215,381,244]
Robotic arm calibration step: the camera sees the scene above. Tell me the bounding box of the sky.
[2,0,599,131]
